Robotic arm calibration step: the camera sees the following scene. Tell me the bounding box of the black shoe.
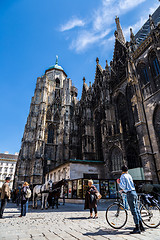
[139,221,145,232]
[130,224,141,234]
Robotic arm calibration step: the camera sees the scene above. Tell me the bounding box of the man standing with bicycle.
[117,165,145,234]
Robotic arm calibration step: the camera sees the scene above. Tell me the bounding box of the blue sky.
[0,0,159,154]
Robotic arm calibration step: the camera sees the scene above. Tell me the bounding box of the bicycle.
[106,191,160,229]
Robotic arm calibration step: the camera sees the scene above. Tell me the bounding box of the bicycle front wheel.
[106,203,128,229]
[140,204,160,228]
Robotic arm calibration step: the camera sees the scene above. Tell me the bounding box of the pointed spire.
[105,60,109,71]
[115,16,125,44]
[55,55,58,65]
[130,28,135,43]
[96,57,99,64]
[149,14,155,31]
[130,28,137,52]
[89,82,91,88]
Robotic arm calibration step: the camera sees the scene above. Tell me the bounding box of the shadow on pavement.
[65,217,87,220]
[83,228,131,237]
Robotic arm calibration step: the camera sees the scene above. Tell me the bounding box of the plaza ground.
[0,201,159,240]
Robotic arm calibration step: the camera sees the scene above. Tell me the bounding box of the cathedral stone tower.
[15,6,160,187]
[15,56,78,186]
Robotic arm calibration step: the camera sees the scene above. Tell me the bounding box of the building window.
[149,51,160,77]
[111,147,123,171]
[55,78,60,88]
[58,170,60,181]
[126,146,141,169]
[54,172,56,182]
[47,124,54,143]
[46,109,51,121]
[138,63,150,86]
[63,168,66,179]
[153,105,160,152]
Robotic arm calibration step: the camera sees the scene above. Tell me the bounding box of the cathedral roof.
[135,6,160,46]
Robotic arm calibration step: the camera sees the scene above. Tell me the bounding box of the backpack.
[25,188,31,199]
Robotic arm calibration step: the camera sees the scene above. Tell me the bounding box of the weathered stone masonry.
[14,7,160,186]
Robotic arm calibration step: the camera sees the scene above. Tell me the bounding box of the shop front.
[62,178,118,200]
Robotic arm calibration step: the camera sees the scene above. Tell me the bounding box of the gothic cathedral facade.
[15,7,160,186]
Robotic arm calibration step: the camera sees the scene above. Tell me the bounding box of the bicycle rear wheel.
[140,204,160,228]
[106,203,128,229]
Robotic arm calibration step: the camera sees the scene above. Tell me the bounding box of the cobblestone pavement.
[0,202,159,240]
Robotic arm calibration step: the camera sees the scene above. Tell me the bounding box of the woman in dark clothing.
[84,180,98,219]
[19,182,29,217]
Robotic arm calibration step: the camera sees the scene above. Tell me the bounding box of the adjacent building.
[0,153,18,190]
[15,6,160,189]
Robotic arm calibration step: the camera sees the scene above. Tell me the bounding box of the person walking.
[0,177,11,219]
[16,185,21,206]
[19,182,30,217]
[117,165,145,234]
[84,179,98,219]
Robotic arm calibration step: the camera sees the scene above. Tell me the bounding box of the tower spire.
[55,55,58,65]
[115,16,125,44]
[149,14,155,31]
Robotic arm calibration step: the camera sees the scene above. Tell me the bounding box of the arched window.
[137,63,150,86]
[111,147,123,171]
[47,124,54,143]
[54,111,60,122]
[126,146,141,169]
[55,78,60,88]
[153,105,160,152]
[116,93,129,135]
[149,51,160,78]
[46,109,51,121]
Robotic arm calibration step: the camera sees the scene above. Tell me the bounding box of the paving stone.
[0,202,159,240]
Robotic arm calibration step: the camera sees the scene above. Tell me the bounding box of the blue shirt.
[119,173,135,192]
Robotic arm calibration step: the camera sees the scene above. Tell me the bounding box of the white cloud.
[70,29,111,52]
[60,0,149,52]
[119,0,146,10]
[60,17,85,32]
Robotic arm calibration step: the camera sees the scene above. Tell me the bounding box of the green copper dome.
[46,56,63,71]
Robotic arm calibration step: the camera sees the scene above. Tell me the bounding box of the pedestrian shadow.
[83,228,131,237]
[65,217,87,220]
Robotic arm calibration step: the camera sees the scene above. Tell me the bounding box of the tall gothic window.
[149,51,160,78]
[153,105,160,152]
[46,109,51,121]
[137,63,150,86]
[55,78,60,88]
[47,124,54,143]
[111,147,123,171]
[126,146,141,169]
[116,93,129,135]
